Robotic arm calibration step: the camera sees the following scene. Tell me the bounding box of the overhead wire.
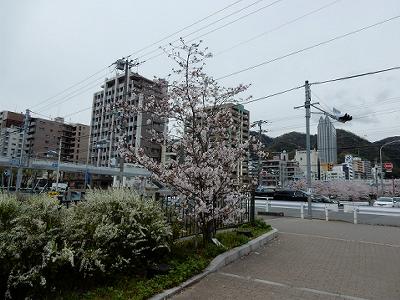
[35,69,114,112]
[217,14,400,80]
[214,0,341,56]
[311,66,400,86]
[28,0,248,111]
[136,0,284,63]
[125,0,246,58]
[29,66,110,110]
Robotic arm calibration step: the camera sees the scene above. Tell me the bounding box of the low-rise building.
[259,151,301,188]
[294,149,319,180]
[321,165,346,181]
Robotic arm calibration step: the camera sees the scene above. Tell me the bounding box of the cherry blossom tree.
[117,40,253,244]
[290,179,372,200]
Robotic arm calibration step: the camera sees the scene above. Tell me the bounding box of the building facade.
[26,117,89,163]
[342,154,354,180]
[317,116,337,164]
[294,149,319,180]
[224,103,250,186]
[89,72,167,167]
[0,111,24,159]
[259,151,301,188]
[322,165,346,181]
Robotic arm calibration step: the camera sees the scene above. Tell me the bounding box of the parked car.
[311,194,343,207]
[255,186,275,198]
[373,197,399,208]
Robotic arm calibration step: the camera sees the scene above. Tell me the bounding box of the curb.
[150,228,278,300]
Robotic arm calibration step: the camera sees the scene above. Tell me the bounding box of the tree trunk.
[202,221,214,246]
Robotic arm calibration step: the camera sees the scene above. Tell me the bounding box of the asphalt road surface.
[172,217,400,300]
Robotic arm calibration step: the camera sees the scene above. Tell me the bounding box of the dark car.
[310,194,343,207]
[273,190,308,202]
[255,186,275,198]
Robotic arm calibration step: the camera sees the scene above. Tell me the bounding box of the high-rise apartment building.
[89,72,167,167]
[0,111,24,158]
[224,103,250,186]
[317,116,337,164]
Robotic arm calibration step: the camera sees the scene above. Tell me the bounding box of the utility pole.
[119,59,129,187]
[251,120,268,187]
[55,138,62,192]
[294,81,312,218]
[116,58,135,187]
[295,81,354,218]
[16,109,30,191]
[114,57,142,188]
[304,81,312,218]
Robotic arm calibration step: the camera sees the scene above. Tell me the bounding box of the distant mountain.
[251,130,400,177]
[249,131,273,147]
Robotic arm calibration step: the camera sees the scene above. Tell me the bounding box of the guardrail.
[255,198,338,221]
[255,197,400,225]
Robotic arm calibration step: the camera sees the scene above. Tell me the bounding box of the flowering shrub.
[63,189,171,278]
[0,190,171,299]
[0,193,70,299]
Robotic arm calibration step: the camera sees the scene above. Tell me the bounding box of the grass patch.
[56,219,271,300]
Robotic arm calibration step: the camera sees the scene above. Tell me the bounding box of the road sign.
[384,162,393,172]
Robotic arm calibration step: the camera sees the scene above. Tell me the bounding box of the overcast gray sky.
[1,0,399,142]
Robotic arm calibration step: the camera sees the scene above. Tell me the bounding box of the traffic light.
[328,163,333,171]
[338,113,352,123]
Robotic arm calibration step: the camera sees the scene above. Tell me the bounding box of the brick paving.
[172,218,400,300]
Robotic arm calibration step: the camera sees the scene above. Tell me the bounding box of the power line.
[125,0,246,58]
[28,0,248,112]
[29,66,110,110]
[217,14,400,80]
[241,84,305,105]
[215,0,341,56]
[29,110,54,120]
[62,106,93,119]
[187,0,283,43]
[311,66,400,86]
[137,0,282,63]
[36,73,111,113]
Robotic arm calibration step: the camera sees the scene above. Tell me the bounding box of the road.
[172,217,400,300]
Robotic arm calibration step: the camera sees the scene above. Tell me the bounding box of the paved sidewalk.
[172,218,400,300]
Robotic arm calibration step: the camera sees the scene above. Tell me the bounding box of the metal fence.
[156,192,253,238]
[255,197,400,227]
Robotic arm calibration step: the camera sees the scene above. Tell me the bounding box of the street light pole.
[379,139,400,196]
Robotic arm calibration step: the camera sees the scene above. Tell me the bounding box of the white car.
[373,197,399,208]
[394,197,400,208]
